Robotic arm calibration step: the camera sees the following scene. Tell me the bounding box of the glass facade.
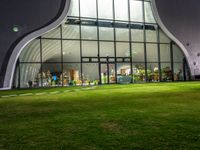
[13,0,190,88]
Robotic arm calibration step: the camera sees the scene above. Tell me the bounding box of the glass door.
[108,64,116,84]
[100,63,116,84]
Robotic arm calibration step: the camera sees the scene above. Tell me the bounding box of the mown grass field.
[0,82,200,150]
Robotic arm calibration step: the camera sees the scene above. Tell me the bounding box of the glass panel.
[42,39,61,62]
[80,0,97,18]
[161,63,172,81]
[109,64,116,83]
[146,28,157,42]
[62,25,80,39]
[42,27,61,38]
[42,63,62,87]
[160,44,171,62]
[20,63,41,88]
[63,63,81,86]
[100,42,115,57]
[132,43,145,62]
[20,39,40,62]
[116,42,130,57]
[81,26,97,40]
[63,40,80,62]
[68,0,79,17]
[132,63,146,83]
[82,63,99,85]
[13,63,19,88]
[174,63,184,81]
[115,0,129,21]
[130,0,143,22]
[146,44,158,62]
[144,2,156,23]
[99,27,114,41]
[147,63,160,82]
[131,28,144,42]
[159,29,170,43]
[117,63,131,84]
[100,63,116,84]
[98,0,113,19]
[101,64,108,84]
[173,44,184,62]
[116,28,129,41]
[82,41,98,57]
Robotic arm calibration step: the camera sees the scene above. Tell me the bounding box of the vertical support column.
[157,27,162,82]
[170,41,174,82]
[113,0,117,84]
[143,1,148,82]
[96,0,101,85]
[128,0,133,84]
[60,25,64,87]
[78,0,83,85]
[17,59,20,88]
[39,37,43,87]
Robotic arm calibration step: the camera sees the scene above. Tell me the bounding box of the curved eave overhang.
[151,0,192,75]
[1,0,71,90]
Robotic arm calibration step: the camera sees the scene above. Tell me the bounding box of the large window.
[15,0,189,88]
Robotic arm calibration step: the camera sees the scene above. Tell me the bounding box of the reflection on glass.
[132,63,146,83]
[63,40,80,62]
[20,64,41,88]
[147,63,160,82]
[117,63,131,84]
[83,63,99,85]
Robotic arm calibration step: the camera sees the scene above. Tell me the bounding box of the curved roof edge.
[151,0,193,75]
[1,0,71,90]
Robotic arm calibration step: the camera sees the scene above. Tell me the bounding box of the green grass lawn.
[1,82,200,150]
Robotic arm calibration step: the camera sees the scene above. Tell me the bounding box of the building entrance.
[100,63,116,84]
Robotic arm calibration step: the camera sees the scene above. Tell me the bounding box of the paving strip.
[35,92,47,96]
[49,91,60,94]
[19,93,33,96]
